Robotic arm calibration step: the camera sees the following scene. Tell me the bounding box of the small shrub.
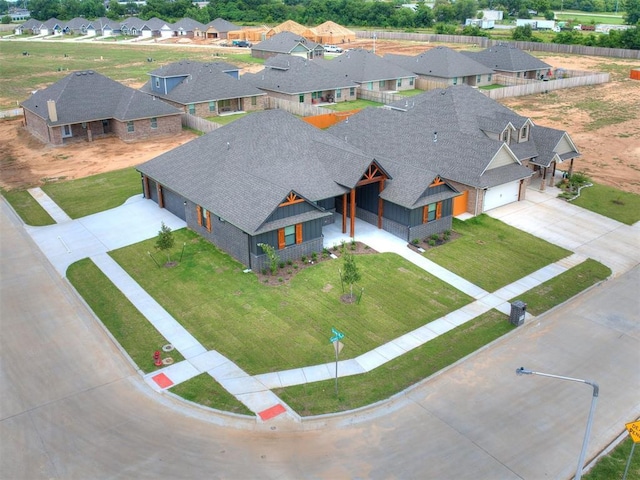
[287,259,293,266]
[412,238,420,245]
[278,277,283,282]
[261,268,267,275]
[430,233,439,242]
[287,269,292,274]
[293,264,298,269]
[311,252,318,262]
[278,261,285,269]
[332,244,339,251]
[428,239,436,247]
[301,255,307,263]
[322,248,329,258]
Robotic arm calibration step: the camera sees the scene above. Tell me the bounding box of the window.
[350,87,355,96]
[488,73,492,82]
[188,104,195,114]
[127,121,134,133]
[336,88,341,99]
[453,77,458,85]
[409,77,414,86]
[196,205,211,232]
[299,94,304,103]
[379,80,385,89]
[155,77,160,89]
[209,101,216,112]
[423,202,443,224]
[277,224,302,249]
[501,129,510,143]
[251,96,257,106]
[397,78,402,88]
[61,124,72,138]
[476,75,481,84]
[367,82,373,91]
[516,72,521,78]
[520,124,529,140]
[150,117,157,129]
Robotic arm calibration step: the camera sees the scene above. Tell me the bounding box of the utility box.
[510,300,527,326]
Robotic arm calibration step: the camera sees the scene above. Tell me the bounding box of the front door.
[102,119,111,134]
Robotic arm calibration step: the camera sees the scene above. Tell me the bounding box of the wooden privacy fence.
[415,78,449,91]
[355,30,640,60]
[356,89,404,104]
[0,108,23,119]
[481,72,610,100]
[302,110,361,129]
[265,97,333,116]
[182,113,220,133]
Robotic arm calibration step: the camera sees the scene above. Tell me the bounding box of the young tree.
[155,222,175,264]
[257,243,279,275]
[342,252,361,302]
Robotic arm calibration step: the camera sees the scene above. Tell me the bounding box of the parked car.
[232,40,252,47]
[323,45,343,53]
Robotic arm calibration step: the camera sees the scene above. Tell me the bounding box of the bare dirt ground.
[1,38,638,193]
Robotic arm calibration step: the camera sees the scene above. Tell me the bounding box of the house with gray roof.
[251,31,325,60]
[384,46,495,87]
[244,55,358,105]
[21,70,182,146]
[205,18,239,39]
[316,49,417,93]
[461,44,552,79]
[142,60,266,117]
[170,18,206,38]
[15,18,41,35]
[61,17,96,36]
[138,108,461,269]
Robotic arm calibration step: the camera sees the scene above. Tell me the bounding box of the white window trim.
[61,124,72,138]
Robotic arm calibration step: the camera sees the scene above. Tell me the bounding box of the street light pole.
[516,367,599,480]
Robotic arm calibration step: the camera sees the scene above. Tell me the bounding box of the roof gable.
[253,31,319,54]
[317,49,415,83]
[461,44,551,73]
[384,47,494,78]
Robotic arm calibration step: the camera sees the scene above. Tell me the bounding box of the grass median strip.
[109,228,473,375]
[42,167,141,219]
[0,188,55,226]
[276,309,513,416]
[424,215,570,292]
[67,258,184,373]
[169,374,254,416]
[510,259,611,316]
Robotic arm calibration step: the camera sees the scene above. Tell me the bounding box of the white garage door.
[483,182,520,211]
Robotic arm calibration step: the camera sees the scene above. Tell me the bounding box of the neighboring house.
[138,109,461,270]
[21,70,182,146]
[316,49,417,93]
[244,55,358,105]
[62,17,96,36]
[204,18,239,39]
[143,17,174,38]
[265,19,309,39]
[462,44,552,80]
[384,46,495,87]
[40,18,63,36]
[251,31,325,60]
[120,16,146,36]
[10,9,31,22]
[171,18,206,38]
[142,60,266,116]
[94,17,122,37]
[15,18,40,35]
[307,21,356,44]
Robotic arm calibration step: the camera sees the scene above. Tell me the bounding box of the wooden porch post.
[568,158,575,176]
[378,179,385,229]
[540,167,547,192]
[142,176,150,199]
[157,183,164,208]
[342,193,347,234]
[350,188,356,238]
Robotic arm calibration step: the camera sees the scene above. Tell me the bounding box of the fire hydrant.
[153,350,162,367]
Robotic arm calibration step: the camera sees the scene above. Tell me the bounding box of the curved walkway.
[22,186,636,422]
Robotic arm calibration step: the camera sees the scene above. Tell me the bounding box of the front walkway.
[22,185,637,422]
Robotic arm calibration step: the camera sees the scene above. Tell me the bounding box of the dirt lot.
[1,38,638,193]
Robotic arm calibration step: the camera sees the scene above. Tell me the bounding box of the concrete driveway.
[487,188,640,276]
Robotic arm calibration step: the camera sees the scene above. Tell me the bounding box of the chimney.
[47,100,58,122]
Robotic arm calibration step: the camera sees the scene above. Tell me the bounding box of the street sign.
[334,340,344,355]
[626,421,640,443]
[330,327,344,343]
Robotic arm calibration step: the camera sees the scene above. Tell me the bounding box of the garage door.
[483,182,520,211]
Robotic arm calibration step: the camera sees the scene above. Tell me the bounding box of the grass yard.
[67,258,185,373]
[42,167,141,219]
[169,374,254,416]
[326,99,383,111]
[0,187,55,226]
[396,89,423,97]
[583,437,640,480]
[573,98,637,131]
[555,12,625,25]
[0,41,262,110]
[510,259,611,316]
[207,112,251,125]
[479,84,505,90]
[424,215,571,292]
[571,183,640,225]
[109,229,472,375]
[277,309,513,415]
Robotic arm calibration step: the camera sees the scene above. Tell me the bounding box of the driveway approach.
[1,194,639,479]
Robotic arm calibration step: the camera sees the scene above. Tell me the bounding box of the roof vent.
[227,142,230,149]
[433,131,437,143]
[88,70,94,74]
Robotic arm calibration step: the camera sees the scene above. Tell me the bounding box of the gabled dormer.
[517,119,534,143]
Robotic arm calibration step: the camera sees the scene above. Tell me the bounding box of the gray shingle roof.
[21,70,181,126]
[137,110,380,235]
[461,44,551,73]
[149,60,238,77]
[243,55,358,95]
[206,18,239,32]
[252,31,320,54]
[316,49,416,84]
[384,47,494,79]
[171,18,206,32]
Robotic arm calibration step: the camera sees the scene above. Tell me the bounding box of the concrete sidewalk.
[22,186,635,422]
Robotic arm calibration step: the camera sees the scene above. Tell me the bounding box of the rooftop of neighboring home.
[142,60,265,104]
[171,18,206,32]
[461,44,551,73]
[252,31,322,54]
[384,46,494,79]
[206,17,240,32]
[21,70,181,125]
[244,55,358,94]
[315,48,416,83]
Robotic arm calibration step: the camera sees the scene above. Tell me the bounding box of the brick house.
[137,109,460,270]
[21,70,182,146]
[244,55,358,105]
[251,31,325,60]
[462,44,552,80]
[141,60,266,117]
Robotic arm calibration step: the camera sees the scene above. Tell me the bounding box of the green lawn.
[424,215,571,292]
[277,309,513,415]
[571,183,640,225]
[67,258,185,373]
[510,259,611,316]
[396,89,423,97]
[0,188,55,226]
[169,374,254,416]
[479,84,505,90]
[109,228,472,375]
[555,12,625,25]
[583,437,640,480]
[0,41,262,110]
[326,99,383,111]
[207,112,250,125]
[42,167,141,219]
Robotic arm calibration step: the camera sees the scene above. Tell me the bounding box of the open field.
[0,38,638,195]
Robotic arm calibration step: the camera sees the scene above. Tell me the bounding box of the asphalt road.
[1,198,639,479]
